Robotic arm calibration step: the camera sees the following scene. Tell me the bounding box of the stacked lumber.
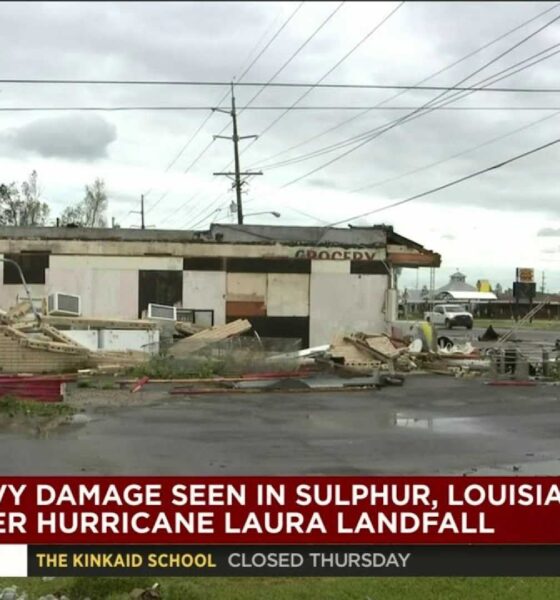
[175,321,205,336]
[169,319,252,357]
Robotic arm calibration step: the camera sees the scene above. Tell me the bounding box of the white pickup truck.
[424,304,474,330]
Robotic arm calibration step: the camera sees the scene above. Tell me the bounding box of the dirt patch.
[66,386,166,409]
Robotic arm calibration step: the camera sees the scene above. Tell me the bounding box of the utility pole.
[213,83,262,224]
[541,271,546,295]
[130,194,146,229]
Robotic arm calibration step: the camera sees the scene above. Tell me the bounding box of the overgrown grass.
[127,355,220,380]
[1,577,560,600]
[0,395,74,418]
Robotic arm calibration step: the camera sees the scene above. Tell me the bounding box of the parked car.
[424,304,474,329]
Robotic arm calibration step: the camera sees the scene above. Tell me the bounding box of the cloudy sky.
[1,1,560,290]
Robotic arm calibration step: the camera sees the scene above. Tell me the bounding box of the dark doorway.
[138,270,182,318]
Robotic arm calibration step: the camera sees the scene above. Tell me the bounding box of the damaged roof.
[0,223,440,264]
[204,223,388,246]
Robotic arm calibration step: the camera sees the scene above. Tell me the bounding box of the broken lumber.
[175,321,205,337]
[5,300,32,323]
[169,319,252,357]
[40,323,89,349]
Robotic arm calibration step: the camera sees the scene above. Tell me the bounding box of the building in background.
[0,223,440,346]
[436,270,477,294]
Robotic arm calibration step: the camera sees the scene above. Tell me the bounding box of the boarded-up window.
[3,253,49,284]
[138,270,183,318]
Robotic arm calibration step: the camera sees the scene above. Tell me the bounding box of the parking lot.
[2,375,560,476]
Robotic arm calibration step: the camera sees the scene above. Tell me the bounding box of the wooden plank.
[10,320,38,332]
[40,324,89,349]
[175,321,205,336]
[169,319,252,357]
[21,338,88,355]
[6,301,32,322]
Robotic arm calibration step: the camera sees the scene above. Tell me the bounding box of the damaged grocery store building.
[0,223,440,346]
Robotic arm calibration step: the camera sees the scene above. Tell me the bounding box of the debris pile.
[0,305,155,375]
[0,295,508,394]
[323,333,415,374]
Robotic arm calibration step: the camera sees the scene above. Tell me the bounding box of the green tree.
[0,171,50,226]
[60,178,108,227]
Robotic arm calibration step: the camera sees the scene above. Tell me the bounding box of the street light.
[244,211,281,219]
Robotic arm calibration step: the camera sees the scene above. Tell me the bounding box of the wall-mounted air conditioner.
[47,292,81,316]
[147,303,177,321]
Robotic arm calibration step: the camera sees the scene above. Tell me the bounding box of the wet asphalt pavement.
[2,375,560,476]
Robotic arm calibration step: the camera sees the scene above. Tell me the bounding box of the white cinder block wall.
[0,251,391,346]
[266,274,309,317]
[182,271,226,325]
[44,256,183,319]
[309,260,388,346]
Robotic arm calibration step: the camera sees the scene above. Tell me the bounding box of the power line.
[4,81,560,93]
[158,191,203,227]
[247,1,560,169]
[180,192,228,229]
[237,1,406,161]
[274,39,560,179]
[240,2,346,110]
[235,1,306,82]
[189,2,347,229]
[4,104,560,112]
[257,45,560,174]
[249,6,560,174]
[351,108,560,193]
[327,135,560,227]
[141,111,215,201]
[142,2,305,221]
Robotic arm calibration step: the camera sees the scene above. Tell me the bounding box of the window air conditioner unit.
[147,303,177,321]
[47,292,81,316]
[175,308,195,323]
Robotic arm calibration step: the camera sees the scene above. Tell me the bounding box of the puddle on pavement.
[306,410,488,436]
[395,414,487,435]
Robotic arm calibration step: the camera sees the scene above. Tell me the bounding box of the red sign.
[1,477,560,545]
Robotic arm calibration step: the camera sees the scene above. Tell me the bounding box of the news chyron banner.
[2,476,560,576]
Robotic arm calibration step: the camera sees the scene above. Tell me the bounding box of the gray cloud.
[538,228,560,237]
[0,1,559,225]
[1,114,117,160]
[441,234,455,240]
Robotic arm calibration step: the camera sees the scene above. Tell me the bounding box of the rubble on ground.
[0,295,510,393]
